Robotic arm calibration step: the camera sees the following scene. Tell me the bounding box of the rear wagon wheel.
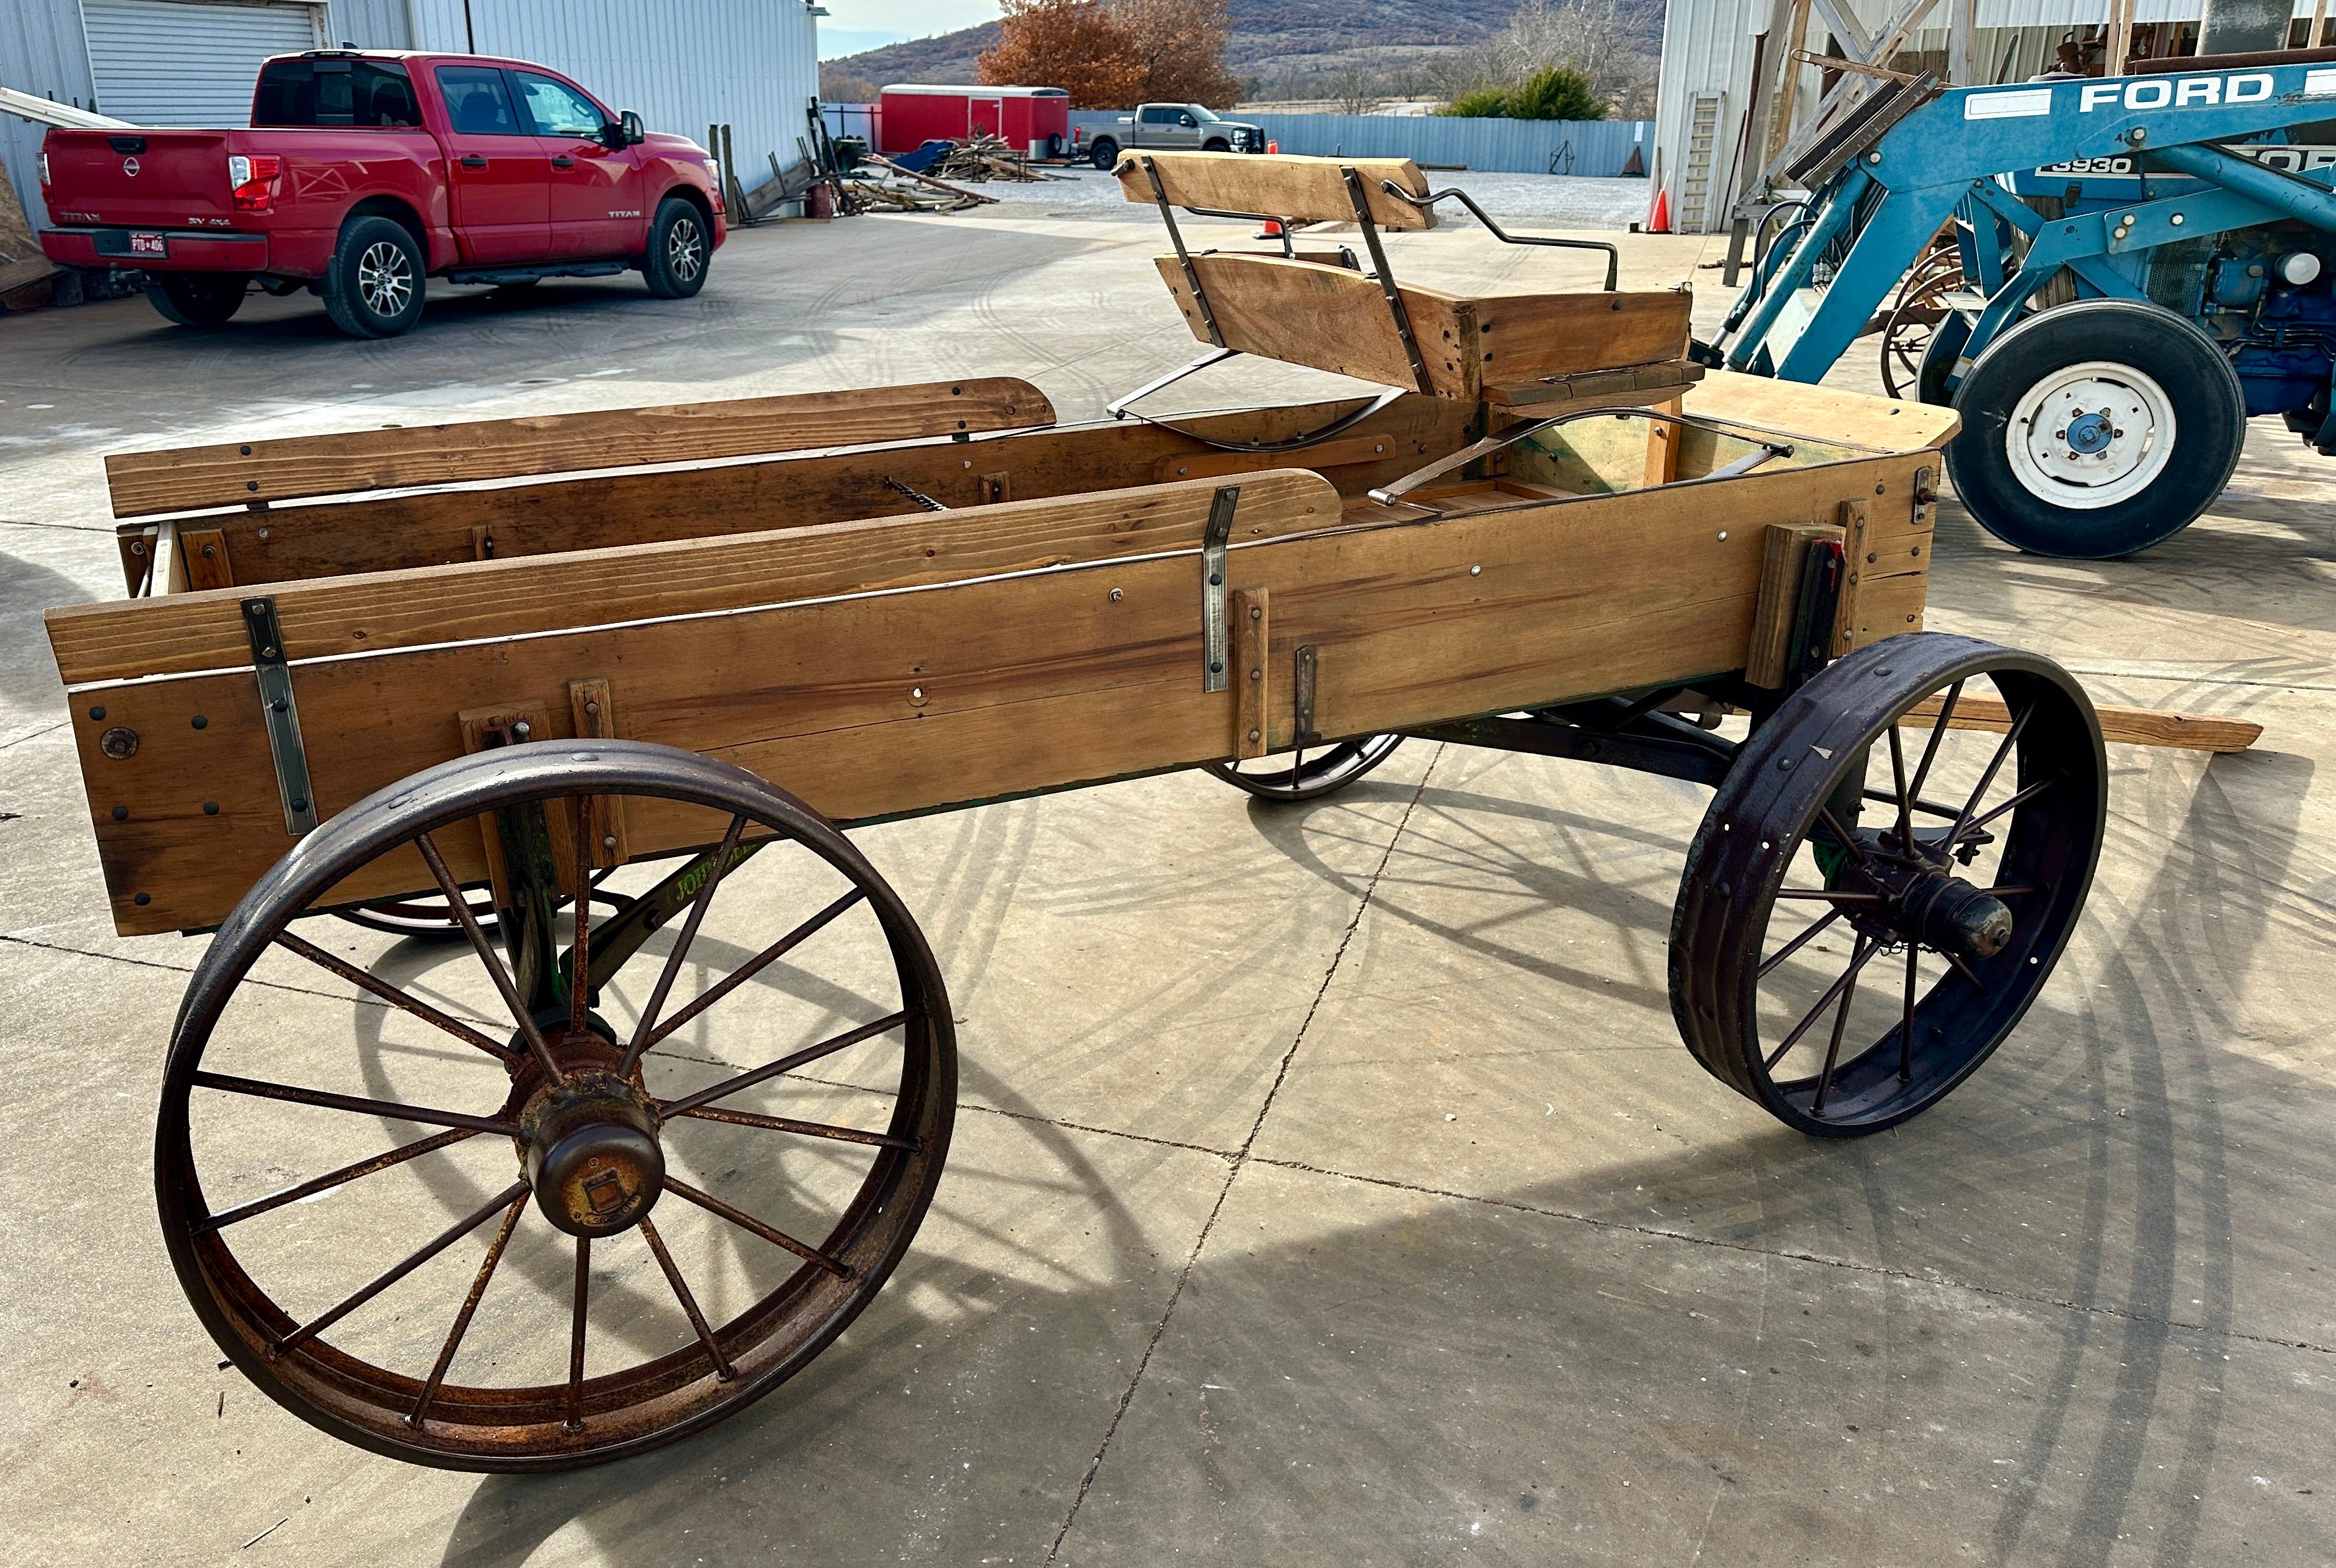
[323,216,426,339]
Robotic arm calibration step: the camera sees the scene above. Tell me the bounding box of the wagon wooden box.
[44,155,2151,1472]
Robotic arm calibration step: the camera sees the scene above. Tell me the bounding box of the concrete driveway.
[0,184,2329,1565]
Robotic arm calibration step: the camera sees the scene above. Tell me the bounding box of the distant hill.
[822,1,1662,96]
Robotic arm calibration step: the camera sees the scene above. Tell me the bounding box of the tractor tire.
[146,272,249,328]
[1944,299,2245,559]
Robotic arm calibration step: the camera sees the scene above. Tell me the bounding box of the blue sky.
[820,1,1003,59]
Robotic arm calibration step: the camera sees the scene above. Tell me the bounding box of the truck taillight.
[228,154,282,212]
[37,153,49,188]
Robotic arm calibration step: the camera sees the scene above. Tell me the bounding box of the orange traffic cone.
[1266,139,1278,154]
[1647,185,1672,234]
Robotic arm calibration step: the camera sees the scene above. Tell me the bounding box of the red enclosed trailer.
[878,84,1070,158]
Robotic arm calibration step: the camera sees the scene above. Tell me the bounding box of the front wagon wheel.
[1670,635,2105,1137]
[159,741,953,1471]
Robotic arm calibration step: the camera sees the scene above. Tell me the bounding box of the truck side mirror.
[620,110,645,146]
[1179,113,1196,127]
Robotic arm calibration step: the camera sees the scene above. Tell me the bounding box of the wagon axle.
[1840,833,2017,965]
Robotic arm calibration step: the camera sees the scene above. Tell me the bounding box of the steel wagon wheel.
[157,741,954,1471]
[1670,635,2104,1137]
[1203,734,1405,801]
[334,877,632,941]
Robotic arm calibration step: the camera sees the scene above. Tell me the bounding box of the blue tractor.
[1707,49,2336,557]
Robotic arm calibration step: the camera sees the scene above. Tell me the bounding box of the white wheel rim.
[357,241,412,317]
[668,218,704,282]
[2002,359,2175,510]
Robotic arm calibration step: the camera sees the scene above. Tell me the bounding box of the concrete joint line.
[1042,746,1443,1565]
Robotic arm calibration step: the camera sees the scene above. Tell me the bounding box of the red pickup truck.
[37,50,726,338]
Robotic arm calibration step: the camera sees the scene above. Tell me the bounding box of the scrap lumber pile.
[845,155,1001,215]
[928,134,1065,184]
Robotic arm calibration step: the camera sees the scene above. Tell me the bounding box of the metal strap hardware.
[1201,485,1241,692]
[1141,155,1225,349]
[243,597,318,837]
[1367,408,1793,509]
[1377,180,1621,291]
[1293,645,1318,747]
[1341,165,1434,397]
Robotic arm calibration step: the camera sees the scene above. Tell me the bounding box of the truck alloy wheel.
[324,215,428,339]
[642,198,710,299]
[1943,299,2245,558]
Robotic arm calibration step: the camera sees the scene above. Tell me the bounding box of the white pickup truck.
[1068,103,1265,170]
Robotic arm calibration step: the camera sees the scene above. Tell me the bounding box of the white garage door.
[82,0,325,126]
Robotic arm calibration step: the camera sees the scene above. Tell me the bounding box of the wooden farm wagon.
[46,155,2246,1471]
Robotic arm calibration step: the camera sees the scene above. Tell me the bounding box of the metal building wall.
[420,0,821,198]
[1237,114,1653,178]
[1652,0,1766,232]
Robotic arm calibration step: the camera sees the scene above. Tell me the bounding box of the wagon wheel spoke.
[409,1189,528,1428]
[277,1179,529,1356]
[657,1011,909,1119]
[1949,702,2033,850]
[272,931,520,1067]
[190,1069,514,1135]
[1774,888,1885,902]
[642,888,870,1054]
[1816,806,1879,877]
[1906,679,1962,806]
[1861,787,1964,821]
[675,1104,919,1149]
[1899,943,1920,1081]
[1764,934,1883,1071]
[195,1127,478,1235]
[416,831,564,1086]
[1758,906,1843,979]
[570,797,595,1033]
[1885,721,1917,855]
[564,1237,591,1431]
[664,1175,853,1277]
[1810,935,1877,1114]
[1958,774,2058,845]
[637,1213,735,1381]
[620,814,748,1076]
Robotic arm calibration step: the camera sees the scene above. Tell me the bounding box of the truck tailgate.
[43,129,234,228]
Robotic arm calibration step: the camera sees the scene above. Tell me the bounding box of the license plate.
[129,232,167,257]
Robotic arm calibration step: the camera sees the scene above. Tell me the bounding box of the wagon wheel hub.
[1849,846,2014,964]
[521,1069,666,1238]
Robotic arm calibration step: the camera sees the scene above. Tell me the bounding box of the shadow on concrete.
[0,549,90,716]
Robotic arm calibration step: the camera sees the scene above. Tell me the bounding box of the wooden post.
[1768,0,1816,164]
[1641,397,1683,488]
[1829,497,1869,658]
[2311,0,2329,47]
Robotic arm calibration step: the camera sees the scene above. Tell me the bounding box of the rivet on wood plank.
[191,714,207,729]
[204,802,219,816]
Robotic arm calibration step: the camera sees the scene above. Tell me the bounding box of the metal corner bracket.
[243,596,318,836]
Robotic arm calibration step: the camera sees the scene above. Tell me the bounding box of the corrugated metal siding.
[447,0,820,197]
[1230,114,1652,178]
[1653,0,1766,232]
[82,0,325,126]
[0,0,98,233]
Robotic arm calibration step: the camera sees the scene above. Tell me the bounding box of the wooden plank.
[1682,369,1961,453]
[1114,151,1435,228]
[1154,255,1693,401]
[122,396,1480,591]
[48,472,1345,686]
[568,677,630,866]
[1489,362,1703,409]
[1744,521,1841,688]
[1902,694,2261,754]
[1854,566,1925,646]
[1642,395,1684,489]
[1153,435,1402,483]
[101,378,1059,519]
[1829,497,1868,658]
[65,451,1929,935]
[180,528,234,591]
[1231,586,1270,758]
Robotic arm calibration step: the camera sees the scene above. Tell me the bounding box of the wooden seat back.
[1152,253,1695,403]
[1114,151,1436,228]
[103,377,1056,519]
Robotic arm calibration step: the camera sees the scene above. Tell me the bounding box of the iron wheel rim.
[1203,734,1405,801]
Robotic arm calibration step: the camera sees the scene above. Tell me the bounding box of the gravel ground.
[952,164,1652,231]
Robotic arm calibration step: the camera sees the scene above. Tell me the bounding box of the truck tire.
[1089,137,1119,171]
[641,197,710,299]
[1944,299,2245,559]
[321,216,425,339]
[1203,137,1230,152]
[146,272,249,328]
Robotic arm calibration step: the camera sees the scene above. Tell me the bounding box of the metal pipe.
[2150,142,2336,233]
